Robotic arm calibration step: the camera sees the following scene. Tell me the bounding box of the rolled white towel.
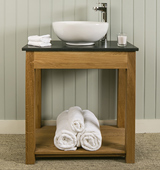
[77,110,102,151]
[28,41,51,47]
[28,34,51,43]
[68,106,84,133]
[54,110,77,151]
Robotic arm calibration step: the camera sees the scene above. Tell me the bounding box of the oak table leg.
[117,69,126,128]
[35,69,41,129]
[125,52,136,163]
[26,52,36,164]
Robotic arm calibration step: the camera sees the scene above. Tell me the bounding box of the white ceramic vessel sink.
[52,21,109,45]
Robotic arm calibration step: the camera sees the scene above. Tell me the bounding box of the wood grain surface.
[35,126,125,157]
[125,52,136,163]
[26,52,36,164]
[35,69,41,129]
[117,69,127,128]
[33,52,128,69]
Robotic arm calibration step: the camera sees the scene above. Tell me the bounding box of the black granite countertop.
[22,40,139,52]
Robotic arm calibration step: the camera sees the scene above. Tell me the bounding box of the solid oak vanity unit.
[22,41,138,164]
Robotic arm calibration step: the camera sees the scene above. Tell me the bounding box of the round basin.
[52,21,109,45]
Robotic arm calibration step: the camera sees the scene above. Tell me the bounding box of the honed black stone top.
[22,40,139,52]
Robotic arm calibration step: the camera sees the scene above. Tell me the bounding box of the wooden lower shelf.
[35,125,125,158]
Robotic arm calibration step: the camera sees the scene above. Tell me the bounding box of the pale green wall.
[0,0,160,120]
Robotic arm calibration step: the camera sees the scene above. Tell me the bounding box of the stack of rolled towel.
[28,34,51,47]
[54,106,102,151]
